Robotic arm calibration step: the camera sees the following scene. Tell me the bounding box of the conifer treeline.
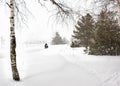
[71,10,120,55]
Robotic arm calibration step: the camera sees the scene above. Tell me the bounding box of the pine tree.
[52,32,67,45]
[89,10,120,55]
[71,13,95,50]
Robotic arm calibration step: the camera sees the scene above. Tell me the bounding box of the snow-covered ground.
[0,44,120,86]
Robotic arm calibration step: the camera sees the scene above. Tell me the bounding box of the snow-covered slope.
[0,44,120,86]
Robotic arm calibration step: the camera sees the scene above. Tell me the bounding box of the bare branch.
[47,0,80,25]
[14,0,34,28]
[6,2,11,8]
[50,0,73,16]
[15,2,19,12]
[38,0,45,6]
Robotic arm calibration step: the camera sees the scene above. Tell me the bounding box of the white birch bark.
[10,0,20,81]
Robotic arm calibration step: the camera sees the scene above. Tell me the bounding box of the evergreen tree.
[71,13,95,51]
[89,10,120,55]
[52,32,67,45]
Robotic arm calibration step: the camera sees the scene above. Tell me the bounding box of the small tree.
[51,32,67,45]
[71,13,95,51]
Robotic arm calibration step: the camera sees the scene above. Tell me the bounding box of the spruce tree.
[71,13,95,51]
[52,32,67,45]
[89,10,120,55]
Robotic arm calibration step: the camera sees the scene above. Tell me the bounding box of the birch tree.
[10,0,20,81]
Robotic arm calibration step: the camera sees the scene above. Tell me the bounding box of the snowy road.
[0,44,120,86]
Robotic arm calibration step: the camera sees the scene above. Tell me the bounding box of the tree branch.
[6,2,11,8]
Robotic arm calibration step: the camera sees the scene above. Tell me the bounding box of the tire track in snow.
[99,72,120,86]
[58,46,120,86]
[59,48,102,81]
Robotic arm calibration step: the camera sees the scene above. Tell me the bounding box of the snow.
[0,44,120,86]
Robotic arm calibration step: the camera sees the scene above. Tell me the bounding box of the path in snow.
[16,46,99,86]
[0,44,120,86]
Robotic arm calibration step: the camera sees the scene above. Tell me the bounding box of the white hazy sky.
[0,0,93,44]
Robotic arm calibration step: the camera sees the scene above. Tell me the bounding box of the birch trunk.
[10,0,20,81]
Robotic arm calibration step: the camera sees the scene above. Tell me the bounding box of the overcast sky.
[0,0,94,45]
